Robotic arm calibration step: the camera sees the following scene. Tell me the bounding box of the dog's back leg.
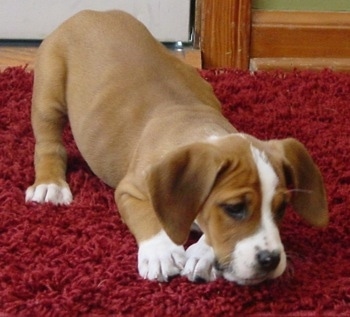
[26,41,72,205]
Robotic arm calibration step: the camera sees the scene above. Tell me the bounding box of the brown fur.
[28,10,328,257]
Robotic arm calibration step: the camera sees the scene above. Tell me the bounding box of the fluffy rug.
[0,67,349,316]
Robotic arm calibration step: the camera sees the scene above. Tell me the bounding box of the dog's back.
[32,10,224,186]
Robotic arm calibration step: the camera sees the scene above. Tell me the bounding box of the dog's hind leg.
[26,43,72,205]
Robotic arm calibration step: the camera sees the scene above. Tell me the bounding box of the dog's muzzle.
[215,249,283,285]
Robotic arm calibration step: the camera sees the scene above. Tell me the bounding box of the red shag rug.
[0,66,349,316]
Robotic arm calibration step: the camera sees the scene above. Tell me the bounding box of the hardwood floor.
[0,44,201,71]
[0,46,37,70]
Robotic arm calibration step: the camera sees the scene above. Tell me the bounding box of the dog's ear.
[269,138,328,227]
[146,143,226,245]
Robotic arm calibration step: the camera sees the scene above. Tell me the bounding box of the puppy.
[26,10,328,284]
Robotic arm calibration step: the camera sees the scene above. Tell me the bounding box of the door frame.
[198,0,251,69]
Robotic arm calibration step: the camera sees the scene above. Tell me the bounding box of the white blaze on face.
[225,146,286,284]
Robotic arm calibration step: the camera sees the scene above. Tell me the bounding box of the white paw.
[182,235,219,282]
[138,230,186,282]
[25,183,73,205]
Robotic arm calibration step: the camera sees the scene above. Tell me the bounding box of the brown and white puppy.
[25,10,328,285]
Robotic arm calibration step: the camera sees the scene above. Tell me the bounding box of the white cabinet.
[0,0,191,42]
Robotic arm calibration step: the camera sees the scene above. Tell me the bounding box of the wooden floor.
[0,46,38,70]
[0,45,202,71]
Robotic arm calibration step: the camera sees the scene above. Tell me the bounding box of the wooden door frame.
[198,0,252,69]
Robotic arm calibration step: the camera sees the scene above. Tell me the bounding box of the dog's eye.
[220,203,247,221]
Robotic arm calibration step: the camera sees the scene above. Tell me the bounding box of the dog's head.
[146,134,328,284]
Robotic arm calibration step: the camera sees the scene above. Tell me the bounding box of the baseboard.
[250,57,350,72]
[251,10,350,70]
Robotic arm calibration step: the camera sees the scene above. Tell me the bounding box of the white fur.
[138,230,186,282]
[207,135,220,142]
[207,133,246,143]
[182,235,218,282]
[223,146,286,284]
[25,183,73,205]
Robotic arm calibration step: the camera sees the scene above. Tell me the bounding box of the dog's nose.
[256,250,281,272]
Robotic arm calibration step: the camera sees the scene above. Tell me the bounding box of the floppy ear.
[270,138,329,227]
[146,143,226,245]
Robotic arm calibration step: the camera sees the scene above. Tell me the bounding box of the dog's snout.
[256,250,280,272]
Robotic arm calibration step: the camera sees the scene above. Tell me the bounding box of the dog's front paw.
[25,183,73,205]
[138,230,186,282]
[182,235,219,282]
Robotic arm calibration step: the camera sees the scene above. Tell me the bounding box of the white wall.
[0,0,191,42]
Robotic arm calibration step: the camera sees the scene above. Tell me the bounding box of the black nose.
[256,250,281,272]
